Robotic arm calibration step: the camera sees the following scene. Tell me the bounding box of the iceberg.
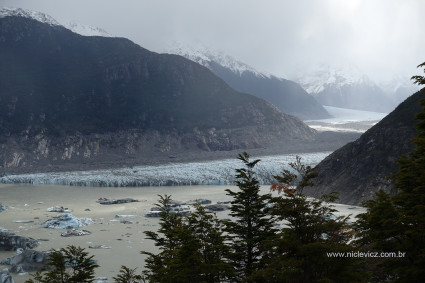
[41,214,93,229]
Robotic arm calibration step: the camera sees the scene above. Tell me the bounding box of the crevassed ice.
[0,152,331,187]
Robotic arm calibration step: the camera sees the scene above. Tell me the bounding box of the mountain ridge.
[1,7,113,37]
[296,65,419,113]
[306,89,424,205]
[0,7,60,26]
[167,45,331,120]
[0,15,323,173]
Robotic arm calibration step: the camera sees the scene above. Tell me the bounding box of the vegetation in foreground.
[26,63,425,282]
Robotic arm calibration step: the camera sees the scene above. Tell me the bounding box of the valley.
[1,4,424,282]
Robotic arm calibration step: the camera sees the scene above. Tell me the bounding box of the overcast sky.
[3,0,424,82]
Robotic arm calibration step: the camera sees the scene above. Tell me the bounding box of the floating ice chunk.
[89,245,112,249]
[47,206,72,213]
[42,214,93,229]
[115,215,137,218]
[60,229,91,237]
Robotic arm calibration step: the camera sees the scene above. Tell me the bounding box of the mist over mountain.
[0,12,324,173]
[167,46,331,120]
[306,89,424,205]
[296,65,419,113]
[378,76,420,106]
[0,7,113,37]
[64,22,113,37]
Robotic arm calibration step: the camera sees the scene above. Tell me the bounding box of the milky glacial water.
[0,184,365,283]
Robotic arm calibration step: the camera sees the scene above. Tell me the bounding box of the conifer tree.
[411,62,425,87]
[141,194,187,282]
[113,266,145,283]
[249,156,362,282]
[185,203,235,282]
[224,152,276,280]
[26,245,99,283]
[141,195,234,282]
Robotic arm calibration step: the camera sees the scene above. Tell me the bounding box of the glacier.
[313,106,387,123]
[0,152,331,187]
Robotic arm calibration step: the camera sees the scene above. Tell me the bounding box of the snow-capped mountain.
[169,44,271,78]
[1,13,320,173]
[295,65,395,113]
[166,44,331,120]
[0,7,112,37]
[378,76,420,105]
[296,64,372,94]
[0,7,61,26]
[64,22,113,37]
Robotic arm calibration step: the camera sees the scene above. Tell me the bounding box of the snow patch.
[1,7,113,37]
[64,22,113,37]
[0,7,61,26]
[164,43,274,79]
[296,64,374,94]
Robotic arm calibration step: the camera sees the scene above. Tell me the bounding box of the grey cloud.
[3,0,424,81]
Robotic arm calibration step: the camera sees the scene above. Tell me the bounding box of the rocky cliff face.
[306,89,424,205]
[1,123,316,173]
[0,16,317,173]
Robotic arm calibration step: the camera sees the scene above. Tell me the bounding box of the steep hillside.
[306,89,424,205]
[0,15,317,173]
[168,47,331,120]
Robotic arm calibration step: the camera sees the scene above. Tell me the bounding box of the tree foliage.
[113,266,145,283]
[248,156,363,282]
[26,245,99,283]
[224,152,276,280]
[141,195,234,282]
[141,194,187,282]
[186,203,236,282]
[355,63,425,281]
[411,62,425,88]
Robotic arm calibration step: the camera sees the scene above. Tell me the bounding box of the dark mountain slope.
[170,47,331,120]
[306,89,424,205]
[208,61,331,120]
[0,16,317,172]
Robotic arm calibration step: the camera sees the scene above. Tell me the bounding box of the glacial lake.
[0,183,366,282]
